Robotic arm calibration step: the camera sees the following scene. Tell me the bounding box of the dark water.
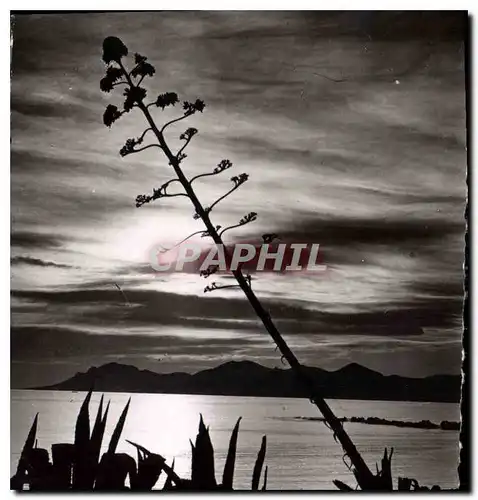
[11,390,460,490]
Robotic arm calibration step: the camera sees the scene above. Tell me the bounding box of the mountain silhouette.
[33,360,460,403]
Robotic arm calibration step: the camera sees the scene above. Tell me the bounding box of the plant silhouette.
[11,392,269,491]
[98,35,381,490]
[98,36,445,491]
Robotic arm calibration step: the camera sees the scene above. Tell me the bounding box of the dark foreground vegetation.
[11,391,447,491]
[11,390,267,491]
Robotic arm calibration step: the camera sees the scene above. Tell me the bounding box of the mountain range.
[34,360,461,403]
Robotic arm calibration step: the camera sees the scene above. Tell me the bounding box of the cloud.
[237,214,464,277]
[253,216,463,247]
[11,230,64,249]
[10,149,136,230]
[198,12,465,43]
[11,95,90,120]
[11,256,73,269]
[12,286,452,338]
[11,325,258,362]
[298,336,463,377]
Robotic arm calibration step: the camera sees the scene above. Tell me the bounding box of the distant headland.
[32,360,461,404]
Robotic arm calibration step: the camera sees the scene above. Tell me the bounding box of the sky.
[10,11,467,388]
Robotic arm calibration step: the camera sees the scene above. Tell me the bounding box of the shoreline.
[275,415,460,431]
[12,388,461,405]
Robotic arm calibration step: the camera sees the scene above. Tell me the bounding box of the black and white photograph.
[10,10,467,491]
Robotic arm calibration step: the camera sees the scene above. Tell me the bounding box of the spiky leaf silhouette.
[126,439,151,457]
[252,436,267,491]
[163,459,176,490]
[380,447,394,490]
[15,413,38,477]
[107,398,130,454]
[90,395,103,445]
[333,479,354,491]
[191,414,216,489]
[74,389,92,445]
[72,389,92,488]
[102,400,110,427]
[262,465,268,491]
[89,395,108,476]
[222,417,242,489]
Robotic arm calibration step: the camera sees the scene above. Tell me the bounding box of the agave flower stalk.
[99,36,376,488]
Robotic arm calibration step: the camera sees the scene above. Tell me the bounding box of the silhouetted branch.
[160,114,190,134]
[190,159,234,184]
[119,129,154,158]
[129,53,145,76]
[204,275,252,293]
[121,142,161,157]
[219,212,257,237]
[218,222,244,237]
[161,178,183,191]
[177,127,198,157]
[100,38,379,489]
[135,179,188,207]
[177,142,190,158]
[207,174,249,214]
[133,144,161,154]
[157,229,210,254]
[160,101,205,133]
[136,75,146,86]
[175,152,187,165]
[138,128,153,142]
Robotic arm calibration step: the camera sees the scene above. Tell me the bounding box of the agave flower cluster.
[213,159,233,174]
[100,37,205,128]
[179,127,198,141]
[155,92,179,110]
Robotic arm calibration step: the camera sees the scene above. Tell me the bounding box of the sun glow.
[99,212,202,266]
[117,393,209,482]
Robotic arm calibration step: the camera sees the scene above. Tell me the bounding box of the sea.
[10,390,461,490]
